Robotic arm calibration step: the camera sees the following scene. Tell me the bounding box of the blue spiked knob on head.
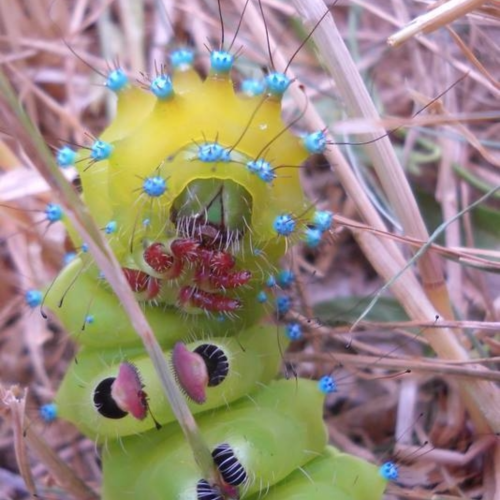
[273,214,296,237]
[198,143,225,162]
[285,322,303,341]
[257,161,275,183]
[170,48,194,70]
[39,403,58,423]
[56,146,78,168]
[304,227,323,248]
[106,69,129,92]
[313,210,333,232]
[104,220,118,234]
[304,131,327,154]
[25,289,43,309]
[91,140,113,161]
[379,461,399,481]
[143,176,167,197]
[210,50,234,73]
[318,375,337,394]
[44,203,63,223]
[150,75,174,99]
[276,295,292,315]
[265,72,291,95]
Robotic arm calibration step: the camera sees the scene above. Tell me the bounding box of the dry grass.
[1,0,500,499]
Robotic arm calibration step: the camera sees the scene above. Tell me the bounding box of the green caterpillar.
[38,7,390,499]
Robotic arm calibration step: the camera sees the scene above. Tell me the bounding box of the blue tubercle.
[25,289,43,308]
[170,48,194,69]
[56,146,78,168]
[241,79,265,96]
[247,159,275,182]
[198,143,228,163]
[258,162,276,183]
[39,403,58,423]
[257,291,268,303]
[81,243,89,253]
[379,461,399,481]
[143,176,167,197]
[91,140,113,161]
[303,131,327,154]
[265,275,277,288]
[210,50,234,73]
[150,75,174,99]
[104,220,118,234]
[44,203,63,223]
[273,214,296,237]
[318,375,337,394]
[276,295,291,315]
[313,210,334,232]
[85,314,95,325]
[246,159,263,175]
[277,269,295,288]
[265,72,291,95]
[285,322,303,341]
[106,69,129,92]
[304,227,323,248]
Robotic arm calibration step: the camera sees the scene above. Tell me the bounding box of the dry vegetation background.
[0,0,500,499]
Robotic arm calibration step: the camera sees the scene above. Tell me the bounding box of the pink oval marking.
[111,362,148,420]
[172,342,209,404]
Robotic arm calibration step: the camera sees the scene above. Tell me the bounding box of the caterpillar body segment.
[55,324,288,440]
[256,446,386,500]
[102,379,327,500]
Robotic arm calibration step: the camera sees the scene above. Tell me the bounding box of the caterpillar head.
[58,52,317,324]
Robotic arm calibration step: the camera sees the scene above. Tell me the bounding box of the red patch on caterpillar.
[197,248,236,273]
[195,268,251,290]
[209,270,252,289]
[178,286,241,313]
[122,267,161,299]
[143,242,184,278]
[170,238,200,263]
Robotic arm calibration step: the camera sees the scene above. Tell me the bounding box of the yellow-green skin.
[90,68,309,250]
[250,446,387,500]
[47,59,387,500]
